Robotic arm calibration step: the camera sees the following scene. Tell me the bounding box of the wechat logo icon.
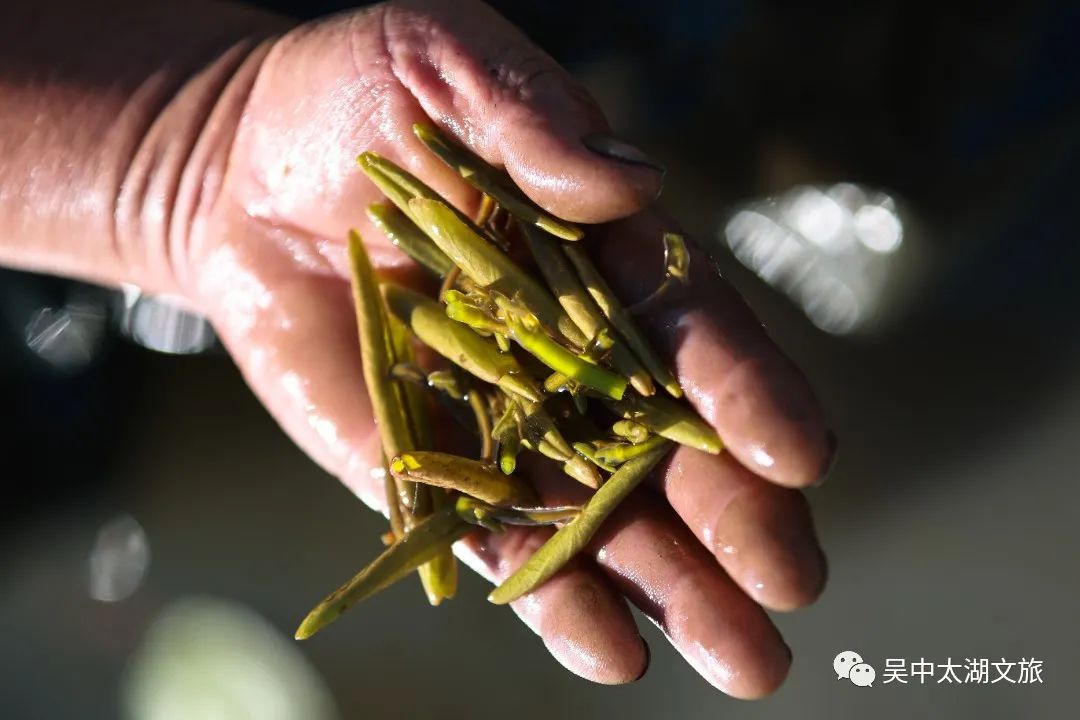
[834,651,876,687]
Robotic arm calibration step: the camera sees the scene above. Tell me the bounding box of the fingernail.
[812,431,838,487]
[583,133,665,175]
[634,638,652,681]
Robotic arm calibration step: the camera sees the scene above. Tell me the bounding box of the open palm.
[177,0,832,697]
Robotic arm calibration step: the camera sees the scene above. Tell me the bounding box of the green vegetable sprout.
[295,124,720,641]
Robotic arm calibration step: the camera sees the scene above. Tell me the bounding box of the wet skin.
[0,0,832,697]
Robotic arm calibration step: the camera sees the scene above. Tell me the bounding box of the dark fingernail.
[812,431,838,487]
[634,638,652,681]
[583,133,665,174]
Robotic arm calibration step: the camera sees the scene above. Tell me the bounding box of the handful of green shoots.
[294,124,721,641]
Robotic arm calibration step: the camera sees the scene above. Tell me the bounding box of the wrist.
[117,33,283,298]
[0,1,292,295]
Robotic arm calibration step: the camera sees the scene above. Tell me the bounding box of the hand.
[176,0,832,697]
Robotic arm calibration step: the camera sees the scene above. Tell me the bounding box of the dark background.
[2,1,1077,717]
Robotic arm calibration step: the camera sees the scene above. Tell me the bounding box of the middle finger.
[650,445,827,612]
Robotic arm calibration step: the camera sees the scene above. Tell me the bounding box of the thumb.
[381,0,664,223]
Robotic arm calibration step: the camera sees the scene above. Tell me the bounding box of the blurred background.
[2,0,1078,717]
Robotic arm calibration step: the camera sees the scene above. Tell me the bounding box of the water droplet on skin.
[310,415,339,447]
[280,371,308,405]
[750,446,776,468]
[688,640,738,690]
[551,633,607,677]
[198,245,273,335]
[342,453,384,511]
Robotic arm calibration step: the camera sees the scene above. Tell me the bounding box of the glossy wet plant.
[295,124,723,641]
